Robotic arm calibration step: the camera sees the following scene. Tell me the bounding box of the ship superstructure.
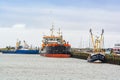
[40,25,71,58]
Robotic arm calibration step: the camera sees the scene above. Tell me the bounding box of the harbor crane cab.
[87,29,105,62]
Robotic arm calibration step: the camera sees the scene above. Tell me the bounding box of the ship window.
[50,38,53,41]
[54,38,57,41]
[57,39,59,40]
[45,39,48,41]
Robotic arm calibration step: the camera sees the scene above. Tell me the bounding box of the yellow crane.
[88,29,105,62]
[89,29,104,53]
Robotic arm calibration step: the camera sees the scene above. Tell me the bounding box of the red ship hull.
[40,53,71,58]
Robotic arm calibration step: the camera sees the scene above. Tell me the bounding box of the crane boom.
[89,29,104,53]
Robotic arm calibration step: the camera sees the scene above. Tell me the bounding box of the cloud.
[12,24,26,29]
[0,26,119,48]
[0,27,45,48]
[1,5,120,32]
[0,1,120,48]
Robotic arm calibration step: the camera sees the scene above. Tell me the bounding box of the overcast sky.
[0,0,120,48]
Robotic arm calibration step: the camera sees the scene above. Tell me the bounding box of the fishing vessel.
[40,25,71,58]
[87,29,105,62]
[2,40,39,54]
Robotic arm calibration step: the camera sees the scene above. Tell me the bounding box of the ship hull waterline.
[87,53,105,63]
[2,50,39,54]
[40,53,71,58]
[40,45,71,58]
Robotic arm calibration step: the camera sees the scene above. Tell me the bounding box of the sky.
[0,0,120,48]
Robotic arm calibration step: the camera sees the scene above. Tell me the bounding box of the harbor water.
[0,53,120,80]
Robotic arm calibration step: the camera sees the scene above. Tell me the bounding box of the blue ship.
[2,40,39,54]
[2,49,39,54]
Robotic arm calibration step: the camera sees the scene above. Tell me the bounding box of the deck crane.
[87,29,105,62]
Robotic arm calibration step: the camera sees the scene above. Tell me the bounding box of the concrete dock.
[0,53,120,80]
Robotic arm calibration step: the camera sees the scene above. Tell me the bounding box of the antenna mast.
[50,24,54,36]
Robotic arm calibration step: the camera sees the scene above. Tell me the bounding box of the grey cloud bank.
[0,0,120,48]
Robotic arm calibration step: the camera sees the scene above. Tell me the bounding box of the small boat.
[87,29,105,62]
[87,53,105,62]
[2,40,39,54]
[40,25,71,58]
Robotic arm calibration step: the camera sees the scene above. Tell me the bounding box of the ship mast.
[50,24,54,36]
[58,28,61,37]
[100,29,104,49]
[89,29,104,53]
[90,29,95,49]
[57,28,63,43]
